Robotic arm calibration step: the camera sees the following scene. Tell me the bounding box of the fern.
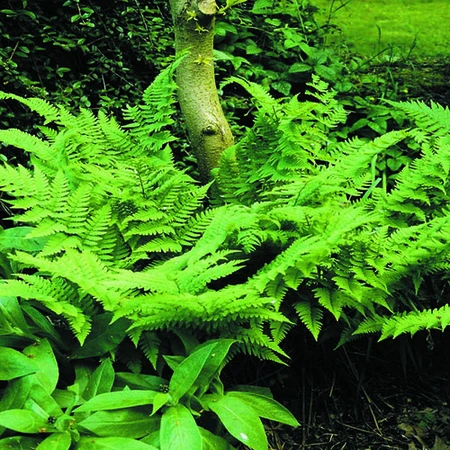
[214,81,450,347]
[0,63,293,364]
[354,304,450,340]
[3,65,450,365]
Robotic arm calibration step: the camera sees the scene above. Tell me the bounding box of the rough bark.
[169,0,234,181]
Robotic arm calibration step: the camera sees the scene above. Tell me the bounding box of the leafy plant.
[0,60,291,366]
[214,76,450,345]
[0,333,298,449]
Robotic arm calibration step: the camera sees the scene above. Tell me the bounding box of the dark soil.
[227,329,450,450]
[372,56,450,107]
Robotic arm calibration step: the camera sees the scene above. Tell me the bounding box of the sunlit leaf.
[36,432,71,450]
[168,342,217,403]
[23,339,58,393]
[78,409,159,438]
[0,409,48,433]
[74,390,158,413]
[160,404,202,450]
[202,394,267,450]
[75,436,158,449]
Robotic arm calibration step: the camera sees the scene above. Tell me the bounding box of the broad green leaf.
[0,347,36,380]
[83,359,114,400]
[0,375,33,412]
[36,432,71,449]
[288,62,311,73]
[23,339,58,393]
[199,426,236,450]
[21,304,66,348]
[202,394,267,450]
[27,381,63,418]
[173,329,200,354]
[169,342,217,403]
[0,376,34,435]
[115,373,168,391]
[71,314,129,359]
[74,364,93,396]
[52,388,78,409]
[76,436,158,450]
[139,431,159,448]
[226,392,300,427]
[78,408,159,438]
[0,336,31,347]
[0,409,48,433]
[0,226,46,252]
[74,390,158,412]
[0,296,31,336]
[151,392,169,416]
[162,355,183,372]
[230,385,273,397]
[225,0,247,9]
[192,339,235,396]
[160,404,202,450]
[0,436,42,449]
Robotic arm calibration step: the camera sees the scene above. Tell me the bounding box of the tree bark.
[169,0,234,182]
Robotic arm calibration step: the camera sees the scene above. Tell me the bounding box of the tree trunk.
[169,0,234,182]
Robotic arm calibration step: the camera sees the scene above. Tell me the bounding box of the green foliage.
[0,0,173,105]
[214,76,450,345]
[0,0,174,161]
[1,33,450,444]
[215,0,355,97]
[0,333,298,449]
[0,61,290,366]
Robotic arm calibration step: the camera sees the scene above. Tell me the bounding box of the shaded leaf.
[0,347,36,380]
[200,426,236,450]
[83,359,114,400]
[115,372,168,391]
[71,314,129,359]
[227,391,300,427]
[0,436,42,449]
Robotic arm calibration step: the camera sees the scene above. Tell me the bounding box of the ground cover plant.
[0,64,300,449]
[1,0,450,448]
[1,60,450,447]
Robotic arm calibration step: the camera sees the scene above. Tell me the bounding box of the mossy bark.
[169,0,234,181]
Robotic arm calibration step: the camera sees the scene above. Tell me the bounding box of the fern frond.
[388,99,450,136]
[2,275,91,343]
[0,129,53,160]
[293,299,323,340]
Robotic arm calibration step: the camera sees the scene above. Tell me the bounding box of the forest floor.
[228,330,450,450]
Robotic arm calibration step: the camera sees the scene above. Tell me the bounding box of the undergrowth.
[1,60,450,448]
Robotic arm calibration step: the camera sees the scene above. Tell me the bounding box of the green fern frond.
[139,331,161,370]
[0,129,53,160]
[388,99,450,136]
[0,92,61,124]
[381,305,450,340]
[294,299,323,340]
[2,275,91,343]
[222,76,279,114]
